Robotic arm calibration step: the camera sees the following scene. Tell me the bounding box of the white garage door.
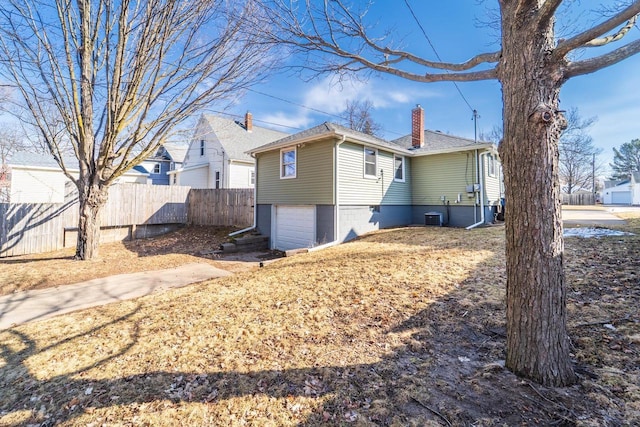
[611,191,631,205]
[273,205,315,251]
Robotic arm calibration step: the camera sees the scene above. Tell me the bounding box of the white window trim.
[280,147,297,179]
[153,163,161,174]
[363,146,378,179]
[200,140,205,156]
[393,154,406,182]
[487,153,496,177]
[249,169,255,186]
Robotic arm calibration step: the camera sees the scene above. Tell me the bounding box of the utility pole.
[592,153,596,205]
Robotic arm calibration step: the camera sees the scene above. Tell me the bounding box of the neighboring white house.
[169,113,289,189]
[4,152,149,203]
[602,172,640,205]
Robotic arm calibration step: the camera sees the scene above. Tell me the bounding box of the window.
[280,147,296,179]
[487,154,496,177]
[215,171,221,189]
[250,170,255,186]
[153,163,161,174]
[200,140,205,156]
[172,174,177,185]
[394,155,405,182]
[364,147,377,178]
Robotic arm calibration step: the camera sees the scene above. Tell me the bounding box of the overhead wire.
[403,0,476,113]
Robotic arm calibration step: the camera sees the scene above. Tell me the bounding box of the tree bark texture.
[75,182,108,260]
[498,2,576,386]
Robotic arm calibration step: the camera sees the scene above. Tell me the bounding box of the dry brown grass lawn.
[0,226,258,295]
[1,223,638,425]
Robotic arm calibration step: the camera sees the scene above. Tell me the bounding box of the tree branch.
[555,1,640,57]
[565,38,640,79]
[537,0,563,30]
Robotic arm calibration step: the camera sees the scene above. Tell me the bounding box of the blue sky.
[215,1,640,175]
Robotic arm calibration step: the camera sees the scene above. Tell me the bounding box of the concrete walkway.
[562,206,627,226]
[0,263,231,330]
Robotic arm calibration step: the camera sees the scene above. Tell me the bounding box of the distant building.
[170,113,289,188]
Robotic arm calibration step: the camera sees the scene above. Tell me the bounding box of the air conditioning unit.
[424,212,443,226]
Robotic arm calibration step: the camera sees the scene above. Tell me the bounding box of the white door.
[273,205,315,251]
[611,191,631,205]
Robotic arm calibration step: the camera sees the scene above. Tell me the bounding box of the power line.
[403,0,476,113]
[244,88,407,137]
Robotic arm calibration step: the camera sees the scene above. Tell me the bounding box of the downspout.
[229,153,257,237]
[309,134,346,252]
[466,149,486,230]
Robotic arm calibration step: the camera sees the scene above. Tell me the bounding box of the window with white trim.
[364,147,377,178]
[394,155,405,182]
[250,170,255,186]
[153,163,161,174]
[215,171,221,189]
[200,140,205,156]
[487,153,496,177]
[280,147,296,179]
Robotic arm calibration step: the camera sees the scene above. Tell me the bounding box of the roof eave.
[411,143,495,156]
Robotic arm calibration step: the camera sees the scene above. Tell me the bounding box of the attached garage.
[611,191,631,205]
[272,205,316,251]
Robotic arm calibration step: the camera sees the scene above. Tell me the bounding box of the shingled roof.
[200,114,289,162]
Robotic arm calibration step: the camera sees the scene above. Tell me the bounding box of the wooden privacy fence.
[187,188,254,227]
[561,192,596,206]
[1,185,254,257]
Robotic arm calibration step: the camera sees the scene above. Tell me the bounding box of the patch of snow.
[563,227,634,238]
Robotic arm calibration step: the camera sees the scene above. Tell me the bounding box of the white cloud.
[261,75,441,133]
[260,111,312,132]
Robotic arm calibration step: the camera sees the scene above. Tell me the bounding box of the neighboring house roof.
[131,165,149,175]
[201,114,289,162]
[250,122,414,156]
[8,151,148,176]
[8,151,79,169]
[392,130,495,155]
[161,143,188,164]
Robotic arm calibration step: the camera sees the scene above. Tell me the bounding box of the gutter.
[229,153,258,237]
[309,134,346,251]
[466,148,486,230]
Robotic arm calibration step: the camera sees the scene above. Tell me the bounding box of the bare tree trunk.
[75,182,108,260]
[498,4,576,387]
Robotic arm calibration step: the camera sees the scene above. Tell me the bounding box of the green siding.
[338,142,411,205]
[411,151,478,206]
[483,153,502,205]
[256,139,334,204]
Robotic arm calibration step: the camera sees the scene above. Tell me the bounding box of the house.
[4,152,149,203]
[170,113,289,189]
[249,105,503,251]
[140,143,188,185]
[602,172,640,205]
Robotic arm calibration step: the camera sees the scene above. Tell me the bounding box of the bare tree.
[0,0,272,259]
[257,0,640,386]
[559,108,602,194]
[340,99,382,136]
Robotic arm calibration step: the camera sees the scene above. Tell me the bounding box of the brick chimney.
[245,111,253,132]
[411,105,424,148]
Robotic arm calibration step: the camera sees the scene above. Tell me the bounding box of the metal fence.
[0,184,254,257]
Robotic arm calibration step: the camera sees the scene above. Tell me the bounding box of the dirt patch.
[0,224,638,425]
[0,226,281,295]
